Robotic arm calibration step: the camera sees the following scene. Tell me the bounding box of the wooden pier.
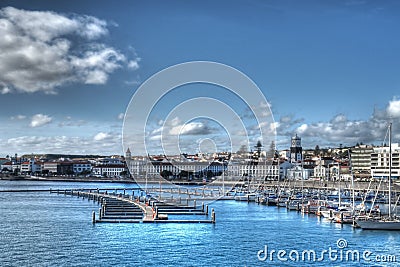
[50,188,215,224]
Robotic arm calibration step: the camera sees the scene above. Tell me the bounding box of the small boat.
[333,211,354,224]
[287,200,302,211]
[319,209,334,219]
[277,197,289,208]
[234,193,256,202]
[302,200,327,214]
[356,216,400,230]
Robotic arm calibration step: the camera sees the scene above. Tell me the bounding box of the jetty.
[50,188,216,224]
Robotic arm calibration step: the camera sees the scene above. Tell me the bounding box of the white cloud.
[57,116,86,127]
[118,113,124,120]
[169,121,213,136]
[30,114,52,127]
[70,45,126,84]
[275,97,400,149]
[0,6,138,94]
[387,98,400,118]
[1,84,11,94]
[297,123,308,134]
[94,132,111,141]
[4,134,122,155]
[127,59,140,70]
[10,115,26,120]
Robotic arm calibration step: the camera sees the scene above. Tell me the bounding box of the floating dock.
[50,188,215,224]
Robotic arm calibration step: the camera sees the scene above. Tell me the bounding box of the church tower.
[125,148,132,175]
[290,134,302,163]
[125,147,131,159]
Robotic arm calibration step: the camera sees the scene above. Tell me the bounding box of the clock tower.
[290,134,302,163]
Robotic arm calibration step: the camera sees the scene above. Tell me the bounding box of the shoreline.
[1,175,399,191]
[0,175,137,184]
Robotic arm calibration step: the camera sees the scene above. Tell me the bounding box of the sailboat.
[356,123,400,230]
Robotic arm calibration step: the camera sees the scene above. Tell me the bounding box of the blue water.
[1,180,399,266]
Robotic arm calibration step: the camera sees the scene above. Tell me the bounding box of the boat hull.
[356,219,400,230]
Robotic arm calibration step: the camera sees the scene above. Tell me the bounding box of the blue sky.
[1,0,400,156]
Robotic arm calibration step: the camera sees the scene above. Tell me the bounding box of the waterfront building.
[371,143,400,179]
[286,164,313,180]
[313,162,327,179]
[278,161,292,180]
[42,162,58,174]
[1,161,13,172]
[96,157,123,165]
[0,158,9,165]
[226,161,240,177]
[72,161,92,174]
[127,157,227,180]
[290,134,302,163]
[238,161,279,181]
[92,164,127,177]
[58,162,73,175]
[21,159,42,174]
[350,144,373,178]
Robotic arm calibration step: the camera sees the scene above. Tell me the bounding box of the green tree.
[255,140,263,159]
[314,145,320,156]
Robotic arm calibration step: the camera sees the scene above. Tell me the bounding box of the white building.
[286,165,313,180]
[92,164,126,177]
[1,161,13,172]
[238,161,279,181]
[313,163,327,179]
[350,145,373,178]
[21,159,41,174]
[371,144,400,179]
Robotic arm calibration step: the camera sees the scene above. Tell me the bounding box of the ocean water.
[1,180,399,266]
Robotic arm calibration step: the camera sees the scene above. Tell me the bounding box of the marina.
[1,180,399,266]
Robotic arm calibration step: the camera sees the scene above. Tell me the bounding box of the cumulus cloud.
[278,97,400,148]
[5,134,122,155]
[30,114,52,127]
[1,83,11,94]
[127,59,140,70]
[0,6,139,94]
[387,98,400,118]
[169,121,213,136]
[94,132,111,141]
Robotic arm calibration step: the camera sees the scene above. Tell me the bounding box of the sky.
[1,0,400,157]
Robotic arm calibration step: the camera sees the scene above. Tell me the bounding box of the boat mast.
[338,162,341,207]
[388,122,392,219]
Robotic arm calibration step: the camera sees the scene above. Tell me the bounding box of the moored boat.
[356,123,400,230]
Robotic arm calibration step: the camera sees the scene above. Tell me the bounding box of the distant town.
[1,134,399,182]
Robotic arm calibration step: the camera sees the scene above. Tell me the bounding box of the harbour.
[1,180,400,266]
